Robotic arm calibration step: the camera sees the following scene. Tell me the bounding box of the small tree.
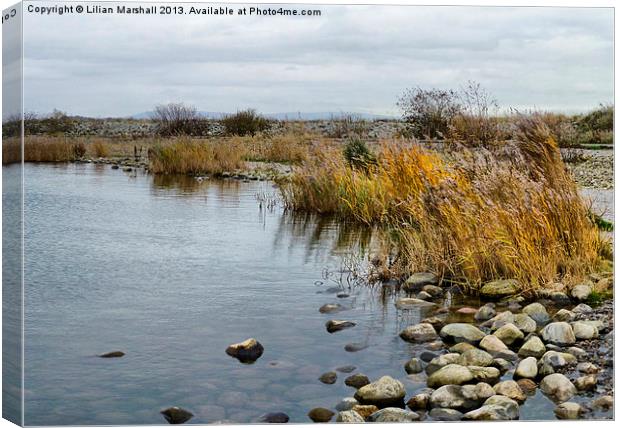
[154,102,206,136]
[397,87,461,139]
[222,109,271,136]
[343,137,376,171]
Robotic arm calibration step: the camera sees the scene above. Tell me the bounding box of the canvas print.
[1,1,615,425]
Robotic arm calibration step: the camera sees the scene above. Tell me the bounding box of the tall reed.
[148,139,245,175]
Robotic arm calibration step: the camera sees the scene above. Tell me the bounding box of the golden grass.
[279,118,609,296]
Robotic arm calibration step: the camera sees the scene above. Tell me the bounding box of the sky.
[10,2,616,118]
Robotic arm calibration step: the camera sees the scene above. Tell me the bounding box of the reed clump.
[148,139,246,175]
[279,117,608,295]
[240,132,312,164]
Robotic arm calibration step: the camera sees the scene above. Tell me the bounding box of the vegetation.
[153,103,210,136]
[279,117,609,296]
[397,87,461,139]
[222,109,271,136]
[343,137,376,170]
[147,139,245,175]
[326,114,369,138]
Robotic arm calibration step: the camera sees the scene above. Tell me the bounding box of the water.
[11,163,595,425]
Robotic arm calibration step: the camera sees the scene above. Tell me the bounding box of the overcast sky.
[14,2,615,117]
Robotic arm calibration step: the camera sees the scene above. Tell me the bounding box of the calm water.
[16,163,566,425]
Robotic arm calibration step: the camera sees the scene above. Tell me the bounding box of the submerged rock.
[399,323,438,342]
[480,279,518,299]
[439,323,486,344]
[404,358,424,374]
[591,395,614,411]
[326,320,356,333]
[354,376,406,408]
[307,407,334,422]
[403,272,439,292]
[161,407,194,424]
[516,378,537,394]
[319,303,345,314]
[225,338,264,363]
[344,342,368,352]
[99,351,125,358]
[336,365,357,373]
[258,412,290,423]
[319,371,337,384]
[395,298,437,310]
[345,373,370,389]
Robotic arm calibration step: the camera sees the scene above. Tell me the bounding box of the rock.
[574,375,597,391]
[326,320,356,333]
[576,362,599,374]
[354,376,406,407]
[258,412,290,423]
[319,371,337,384]
[439,323,486,344]
[225,338,264,363]
[404,358,424,374]
[457,349,494,367]
[514,357,538,379]
[426,354,461,375]
[492,358,512,374]
[161,407,194,424]
[540,350,576,368]
[99,351,124,358]
[406,389,432,410]
[450,342,475,354]
[493,380,526,403]
[572,303,593,315]
[319,303,344,314]
[430,408,464,421]
[495,349,518,361]
[344,342,368,352]
[479,335,509,353]
[475,304,496,321]
[514,313,537,333]
[518,336,546,358]
[570,284,592,301]
[493,323,524,346]
[456,307,478,315]
[591,395,614,411]
[420,316,445,330]
[566,347,587,359]
[553,309,575,322]
[541,322,576,346]
[462,395,519,420]
[336,410,364,423]
[571,321,599,340]
[416,291,433,300]
[427,364,474,388]
[516,379,537,394]
[335,397,359,411]
[403,272,439,291]
[430,385,478,411]
[399,323,438,342]
[474,382,496,401]
[488,311,514,330]
[420,351,438,363]
[367,407,420,422]
[469,366,501,384]
[480,279,518,299]
[336,365,357,373]
[308,408,334,422]
[522,302,550,324]
[394,298,436,310]
[345,373,370,389]
[549,292,571,306]
[423,284,444,297]
[554,402,585,419]
[351,405,379,419]
[540,373,577,402]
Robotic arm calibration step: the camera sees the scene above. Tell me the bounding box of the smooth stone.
[425,353,461,375]
[549,292,571,306]
[429,385,480,411]
[416,291,433,300]
[395,298,437,310]
[571,321,599,340]
[335,397,359,411]
[522,302,550,324]
[423,284,444,297]
[469,366,501,385]
[577,362,599,374]
[399,323,438,342]
[258,412,289,423]
[479,335,509,353]
[344,342,368,352]
[480,279,519,299]
[457,349,494,367]
[439,323,486,344]
[420,351,438,363]
[319,303,344,314]
[540,350,576,368]
[514,357,538,379]
[553,309,575,322]
[429,408,463,421]
[354,376,406,407]
[367,407,420,422]
[570,284,592,301]
[574,375,597,391]
[572,303,593,315]
[554,402,585,419]
[336,410,364,423]
[161,407,194,424]
[326,320,356,333]
[427,364,473,388]
[403,272,439,292]
[541,322,576,346]
[404,358,424,374]
[99,351,125,358]
[493,380,526,403]
[494,349,518,361]
[492,358,512,374]
[462,395,519,420]
[421,316,446,330]
[345,373,370,389]
[475,305,496,321]
[518,336,546,358]
[456,307,478,315]
[225,338,264,363]
[516,378,537,394]
[406,391,431,410]
[351,404,379,419]
[591,395,613,410]
[319,371,337,384]
[493,323,524,346]
[449,342,475,354]
[514,313,537,333]
[307,408,334,422]
[540,373,577,402]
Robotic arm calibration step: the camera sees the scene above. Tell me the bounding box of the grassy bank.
[278,118,610,296]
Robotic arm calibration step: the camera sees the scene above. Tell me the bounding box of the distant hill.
[131,111,396,121]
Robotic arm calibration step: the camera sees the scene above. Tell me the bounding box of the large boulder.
[518,336,546,358]
[541,322,576,346]
[440,323,486,344]
[354,376,406,408]
[427,364,474,388]
[462,395,519,420]
[540,373,577,402]
[399,323,438,342]
[225,338,264,363]
[367,408,420,422]
[480,279,518,299]
[403,272,439,292]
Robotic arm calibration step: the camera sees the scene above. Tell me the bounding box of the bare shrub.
[450,81,503,144]
[397,87,461,139]
[222,109,271,136]
[154,102,209,136]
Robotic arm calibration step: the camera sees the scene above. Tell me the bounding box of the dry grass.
[240,132,313,164]
[279,117,609,296]
[148,139,246,175]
